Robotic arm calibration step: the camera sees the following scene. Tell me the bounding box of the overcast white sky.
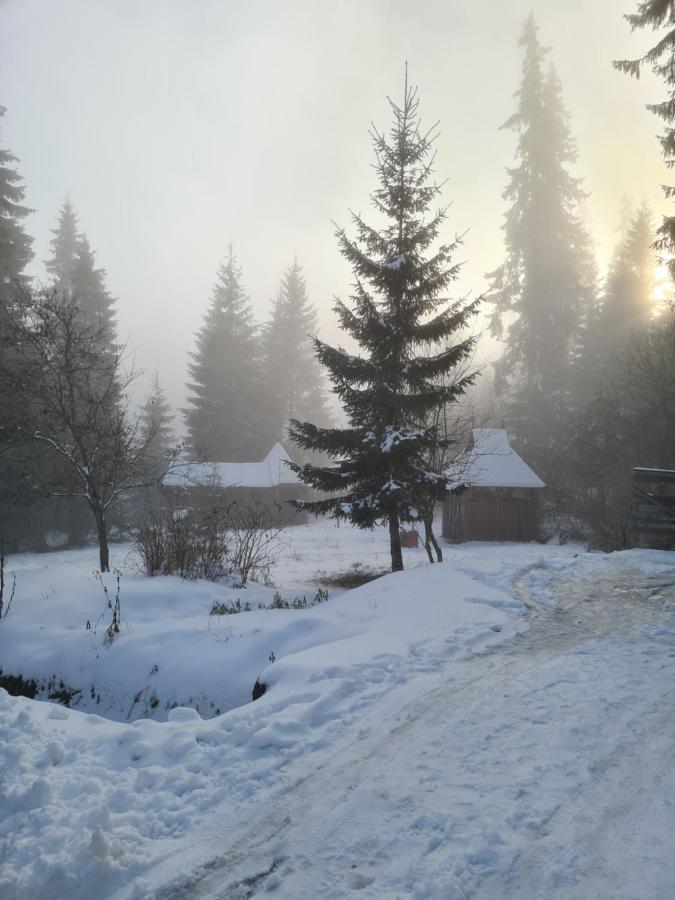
[0,0,666,415]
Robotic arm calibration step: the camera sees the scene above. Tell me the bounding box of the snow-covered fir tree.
[289,73,479,572]
[140,371,175,463]
[487,16,596,477]
[262,258,331,447]
[185,246,263,461]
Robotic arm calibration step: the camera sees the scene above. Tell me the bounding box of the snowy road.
[161,555,675,900]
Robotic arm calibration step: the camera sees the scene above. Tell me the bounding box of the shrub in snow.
[135,500,286,586]
[210,598,251,615]
[93,571,122,645]
[264,589,328,610]
[227,499,285,585]
[209,587,328,617]
[135,505,229,581]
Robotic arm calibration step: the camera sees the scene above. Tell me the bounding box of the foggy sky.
[0,0,666,417]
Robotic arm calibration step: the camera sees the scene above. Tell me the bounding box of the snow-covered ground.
[0,519,435,720]
[1,520,675,899]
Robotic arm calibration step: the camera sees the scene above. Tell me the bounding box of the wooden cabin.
[442,429,545,543]
[162,443,311,525]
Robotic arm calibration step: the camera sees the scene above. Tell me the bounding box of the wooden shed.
[442,429,545,543]
[162,443,311,525]
[628,467,675,549]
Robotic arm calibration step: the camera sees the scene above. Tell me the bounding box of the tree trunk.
[92,504,110,573]
[425,514,443,563]
[422,514,434,564]
[388,509,404,572]
[423,515,437,563]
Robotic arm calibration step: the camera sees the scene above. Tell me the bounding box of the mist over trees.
[1,5,674,560]
[45,198,78,288]
[184,250,332,461]
[261,259,332,447]
[486,15,596,484]
[46,199,117,347]
[185,247,263,461]
[140,372,176,466]
[599,204,656,354]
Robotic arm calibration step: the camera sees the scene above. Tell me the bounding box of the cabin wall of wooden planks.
[442,487,541,543]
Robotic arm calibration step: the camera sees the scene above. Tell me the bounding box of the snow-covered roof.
[448,428,545,490]
[163,443,301,489]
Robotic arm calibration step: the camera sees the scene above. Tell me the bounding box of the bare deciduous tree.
[0,288,175,571]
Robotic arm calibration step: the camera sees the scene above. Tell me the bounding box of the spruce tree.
[0,105,32,304]
[185,246,263,460]
[488,16,595,475]
[0,104,34,535]
[45,203,117,348]
[70,235,117,344]
[616,1,675,280]
[262,258,331,447]
[289,74,479,572]
[140,371,175,463]
[45,197,79,290]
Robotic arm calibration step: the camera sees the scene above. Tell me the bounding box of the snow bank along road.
[163,551,675,900]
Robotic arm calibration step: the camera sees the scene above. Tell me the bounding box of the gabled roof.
[163,443,301,489]
[447,428,545,490]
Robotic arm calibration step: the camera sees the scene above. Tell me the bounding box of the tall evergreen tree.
[0,105,32,305]
[45,197,79,289]
[289,74,479,572]
[616,1,675,280]
[45,203,116,347]
[140,371,175,462]
[185,246,263,460]
[70,234,117,344]
[488,16,595,475]
[262,259,331,446]
[0,104,34,534]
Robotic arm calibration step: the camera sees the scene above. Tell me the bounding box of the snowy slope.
[1,527,674,899]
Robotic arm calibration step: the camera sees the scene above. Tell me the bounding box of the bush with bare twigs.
[226,500,285,585]
[135,506,229,581]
